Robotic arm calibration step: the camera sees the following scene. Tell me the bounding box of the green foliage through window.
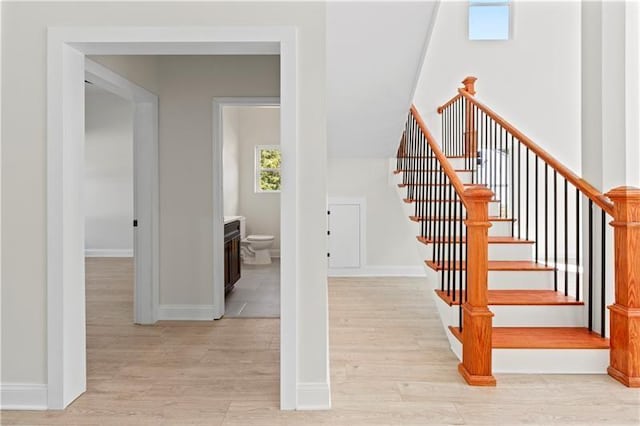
[256,146,281,192]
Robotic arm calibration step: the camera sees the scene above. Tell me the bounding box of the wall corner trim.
[328,265,425,277]
[156,305,216,321]
[84,249,134,258]
[296,382,331,410]
[0,384,48,410]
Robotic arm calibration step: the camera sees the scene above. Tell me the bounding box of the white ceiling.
[327,1,439,157]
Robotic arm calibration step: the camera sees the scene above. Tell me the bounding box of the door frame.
[212,97,280,319]
[47,26,298,410]
[84,58,159,325]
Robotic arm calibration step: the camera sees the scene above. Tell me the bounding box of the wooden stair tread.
[403,198,500,204]
[397,183,484,188]
[409,215,514,222]
[397,155,468,159]
[394,169,472,174]
[435,289,583,306]
[417,236,533,245]
[425,260,555,272]
[449,326,609,349]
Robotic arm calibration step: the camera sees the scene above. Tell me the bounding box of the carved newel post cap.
[462,76,478,96]
[605,186,640,201]
[463,186,493,200]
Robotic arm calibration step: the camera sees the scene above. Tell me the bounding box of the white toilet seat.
[246,235,274,241]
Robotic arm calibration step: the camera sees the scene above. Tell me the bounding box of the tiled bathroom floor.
[224,258,280,318]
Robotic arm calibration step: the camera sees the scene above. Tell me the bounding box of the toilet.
[238,217,275,265]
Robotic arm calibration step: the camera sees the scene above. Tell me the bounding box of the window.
[468,0,511,41]
[255,145,281,192]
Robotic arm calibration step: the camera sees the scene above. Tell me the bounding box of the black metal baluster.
[440,169,446,289]
[554,171,558,291]
[601,210,606,337]
[452,191,458,302]
[588,200,593,331]
[545,164,548,265]
[535,155,539,262]
[525,148,529,240]
[517,141,521,238]
[510,134,515,235]
[447,184,453,296]
[564,179,569,296]
[576,188,580,301]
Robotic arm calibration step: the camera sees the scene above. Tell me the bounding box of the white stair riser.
[408,220,514,238]
[491,305,585,327]
[395,170,474,185]
[395,157,470,170]
[447,332,608,374]
[403,201,501,217]
[492,348,608,374]
[416,241,533,262]
[437,298,585,329]
[436,300,584,328]
[488,270,555,290]
[429,269,556,291]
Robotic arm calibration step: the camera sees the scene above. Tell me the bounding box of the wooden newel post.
[605,186,640,387]
[462,76,477,158]
[459,186,496,386]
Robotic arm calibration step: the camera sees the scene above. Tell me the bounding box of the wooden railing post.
[462,76,477,158]
[459,186,496,386]
[605,186,640,387]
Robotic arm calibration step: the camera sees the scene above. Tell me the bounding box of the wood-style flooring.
[2,259,639,425]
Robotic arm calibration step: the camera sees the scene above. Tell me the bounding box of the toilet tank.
[238,216,246,239]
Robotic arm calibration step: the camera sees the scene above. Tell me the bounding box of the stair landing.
[449,326,609,349]
[436,289,583,306]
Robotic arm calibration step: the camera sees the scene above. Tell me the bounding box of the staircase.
[392,77,640,387]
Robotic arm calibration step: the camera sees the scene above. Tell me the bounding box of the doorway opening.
[47,28,298,410]
[214,99,281,318]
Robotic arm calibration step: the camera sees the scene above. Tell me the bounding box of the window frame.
[254,144,282,193]
[468,0,513,42]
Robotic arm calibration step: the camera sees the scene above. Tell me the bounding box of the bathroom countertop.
[224,215,243,225]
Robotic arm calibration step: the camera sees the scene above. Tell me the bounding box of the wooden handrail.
[410,104,474,208]
[457,88,615,216]
[437,93,462,114]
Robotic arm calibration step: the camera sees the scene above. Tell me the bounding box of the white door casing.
[47,26,298,410]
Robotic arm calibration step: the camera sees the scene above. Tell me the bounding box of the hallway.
[2,260,638,425]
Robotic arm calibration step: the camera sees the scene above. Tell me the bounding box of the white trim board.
[84,57,160,327]
[0,384,48,410]
[212,96,280,322]
[84,249,134,258]
[328,265,425,277]
[157,305,216,321]
[47,27,300,411]
[296,382,332,411]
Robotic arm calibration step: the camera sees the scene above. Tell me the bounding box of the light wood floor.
[3,258,639,425]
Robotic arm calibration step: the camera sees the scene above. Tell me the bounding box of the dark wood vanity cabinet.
[224,220,241,292]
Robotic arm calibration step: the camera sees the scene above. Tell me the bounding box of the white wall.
[223,106,281,251]
[2,1,328,405]
[223,107,241,217]
[328,158,421,273]
[414,1,582,173]
[237,107,281,251]
[155,55,280,306]
[327,1,438,158]
[582,0,640,191]
[84,85,134,256]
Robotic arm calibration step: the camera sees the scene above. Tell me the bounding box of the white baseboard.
[328,265,425,277]
[296,382,331,410]
[157,305,215,321]
[85,248,133,258]
[0,383,48,410]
